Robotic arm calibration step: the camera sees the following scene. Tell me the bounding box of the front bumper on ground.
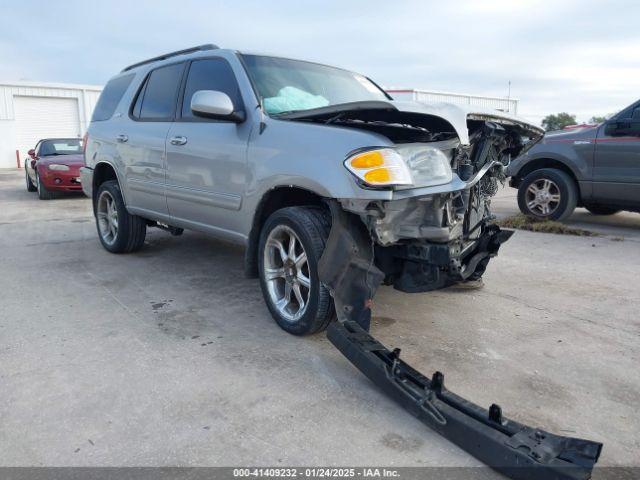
[328,321,602,480]
[319,202,602,479]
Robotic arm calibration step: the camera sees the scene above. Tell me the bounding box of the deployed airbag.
[264,86,329,114]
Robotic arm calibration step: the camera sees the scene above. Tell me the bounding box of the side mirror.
[28,149,36,158]
[190,90,245,123]
[605,118,640,137]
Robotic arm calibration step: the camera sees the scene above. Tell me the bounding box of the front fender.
[509,149,588,180]
[246,117,397,201]
[508,134,594,181]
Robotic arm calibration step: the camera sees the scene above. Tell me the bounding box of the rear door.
[120,62,185,216]
[593,101,640,206]
[165,57,251,236]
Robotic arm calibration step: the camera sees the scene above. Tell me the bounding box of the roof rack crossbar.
[121,44,219,72]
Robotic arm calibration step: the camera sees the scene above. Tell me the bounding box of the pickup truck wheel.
[258,206,334,335]
[517,168,577,221]
[586,205,621,216]
[95,180,146,253]
[25,168,37,192]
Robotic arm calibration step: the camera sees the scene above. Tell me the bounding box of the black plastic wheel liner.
[327,321,602,480]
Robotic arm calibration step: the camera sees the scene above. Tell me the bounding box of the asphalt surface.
[0,169,638,469]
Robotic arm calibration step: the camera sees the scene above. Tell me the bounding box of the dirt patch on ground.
[495,214,597,236]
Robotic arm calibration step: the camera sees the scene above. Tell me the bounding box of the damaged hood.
[275,100,543,145]
[389,100,544,144]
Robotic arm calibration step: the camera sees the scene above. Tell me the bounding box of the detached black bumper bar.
[327,321,602,480]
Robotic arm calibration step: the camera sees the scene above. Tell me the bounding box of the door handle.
[116,134,128,143]
[170,136,188,146]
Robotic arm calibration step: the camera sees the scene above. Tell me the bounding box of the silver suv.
[82,44,543,335]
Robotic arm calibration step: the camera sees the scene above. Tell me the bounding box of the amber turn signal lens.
[350,151,385,169]
[364,168,391,183]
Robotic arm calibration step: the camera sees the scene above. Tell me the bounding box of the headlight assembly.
[344,149,412,187]
[48,164,70,171]
[344,145,452,188]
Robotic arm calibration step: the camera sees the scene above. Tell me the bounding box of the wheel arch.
[511,157,581,198]
[92,161,125,212]
[244,186,328,278]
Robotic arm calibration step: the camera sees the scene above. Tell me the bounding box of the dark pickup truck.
[507,98,640,220]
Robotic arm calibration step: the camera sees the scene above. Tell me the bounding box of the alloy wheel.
[97,190,119,245]
[263,225,311,322]
[525,178,561,217]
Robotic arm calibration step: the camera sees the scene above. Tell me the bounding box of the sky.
[1,0,639,125]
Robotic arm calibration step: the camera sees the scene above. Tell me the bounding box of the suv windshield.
[39,139,82,156]
[241,54,389,115]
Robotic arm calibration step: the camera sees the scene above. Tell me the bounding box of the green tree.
[541,112,577,131]
[588,115,607,124]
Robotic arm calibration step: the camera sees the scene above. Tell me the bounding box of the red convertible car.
[25,138,84,200]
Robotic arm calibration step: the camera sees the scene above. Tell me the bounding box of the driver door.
[593,102,640,206]
[164,57,251,237]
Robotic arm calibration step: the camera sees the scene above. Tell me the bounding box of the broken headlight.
[345,145,452,188]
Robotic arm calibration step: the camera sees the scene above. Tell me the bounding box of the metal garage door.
[14,96,81,158]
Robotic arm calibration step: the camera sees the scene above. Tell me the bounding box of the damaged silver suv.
[83,47,606,475]
[82,44,544,335]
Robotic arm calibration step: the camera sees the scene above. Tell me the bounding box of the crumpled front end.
[337,119,536,293]
[282,100,543,317]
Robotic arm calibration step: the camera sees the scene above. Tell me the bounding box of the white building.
[386,88,518,115]
[0,81,102,169]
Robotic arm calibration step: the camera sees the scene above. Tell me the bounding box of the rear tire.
[586,205,621,216]
[517,168,577,221]
[258,206,335,335]
[95,180,146,253]
[36,172,55,200]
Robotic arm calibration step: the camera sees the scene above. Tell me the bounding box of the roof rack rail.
[121,44,219,72]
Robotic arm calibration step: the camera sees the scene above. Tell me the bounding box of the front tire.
[36,172,55,200]
[258,206,334,335]
[517,168,577,221]
[586,205,621,216]
[25,169,37,192]
[95,180,146,253]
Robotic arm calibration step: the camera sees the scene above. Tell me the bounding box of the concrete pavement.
[491,185,640,241]
[0,169,638,468]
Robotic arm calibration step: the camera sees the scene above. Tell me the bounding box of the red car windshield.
[39,139,82,156]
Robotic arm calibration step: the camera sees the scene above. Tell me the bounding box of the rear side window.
[181,59,242,119]
[133,63,184,120]
[92,74,134,122]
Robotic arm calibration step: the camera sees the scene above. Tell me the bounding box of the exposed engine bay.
[283,103,543,303]
[351,119,536,292]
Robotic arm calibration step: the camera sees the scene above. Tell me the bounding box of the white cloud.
[1,0,638,125]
